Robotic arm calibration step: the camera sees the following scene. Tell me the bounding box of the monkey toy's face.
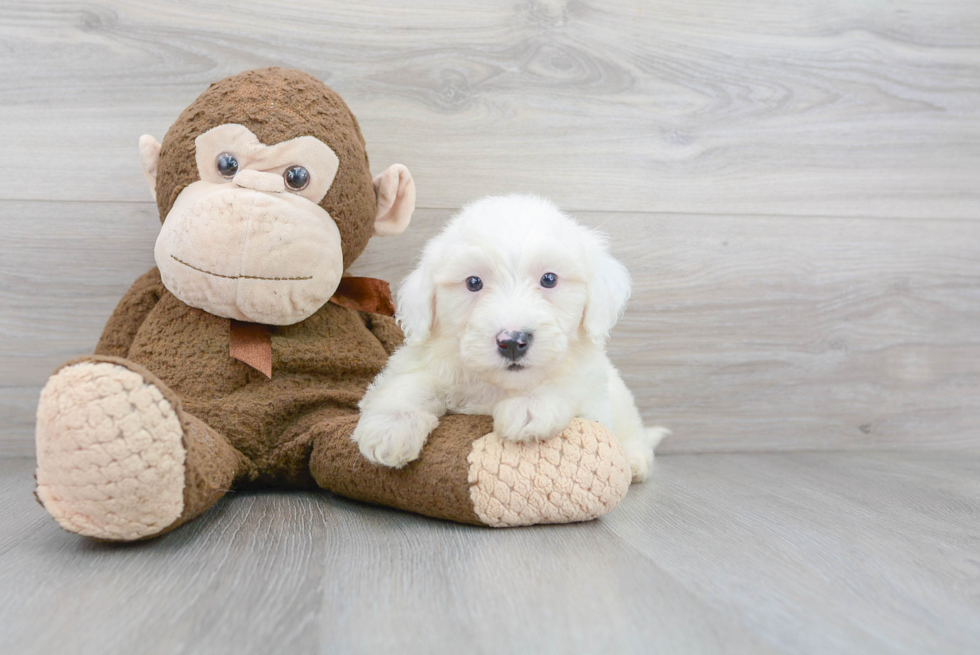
[139,107,415,326]
[156,124,345,325]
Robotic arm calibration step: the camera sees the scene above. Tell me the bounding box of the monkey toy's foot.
[466,418,633,527]
[35,358,188,540]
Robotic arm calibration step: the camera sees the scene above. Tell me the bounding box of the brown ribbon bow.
[229,276,396,378]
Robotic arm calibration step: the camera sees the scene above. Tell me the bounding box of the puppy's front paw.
[353,410,439,468]
[493,396,570,442]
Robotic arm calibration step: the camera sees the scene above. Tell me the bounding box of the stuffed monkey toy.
[34,68,632,540]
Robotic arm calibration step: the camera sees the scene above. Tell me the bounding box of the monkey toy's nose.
[496,330,533,361]
[233,169,285,194]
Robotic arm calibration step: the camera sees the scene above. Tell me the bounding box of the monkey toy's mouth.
[155,180,345,326]
[171,255,313,282]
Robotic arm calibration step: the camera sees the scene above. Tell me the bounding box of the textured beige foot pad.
[467,418,632,527]
[35,362,186,540]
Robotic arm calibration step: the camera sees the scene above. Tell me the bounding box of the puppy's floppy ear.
[396,259,435,344]
[582,244,632,344]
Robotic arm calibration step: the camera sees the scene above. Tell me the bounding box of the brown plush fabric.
[310,413,490,525]
[89,269,489,525]
[358,311,405,356]
[172,411,250,534]
[112,272,388,462]
[94,268,166,358]
[154,67,377,270]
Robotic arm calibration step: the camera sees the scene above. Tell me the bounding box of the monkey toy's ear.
[138,135,163,202]
[372,164,416,237]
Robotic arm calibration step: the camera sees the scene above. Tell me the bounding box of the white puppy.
[352,194,668,481]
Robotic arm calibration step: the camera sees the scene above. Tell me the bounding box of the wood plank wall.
[1,0,978,456]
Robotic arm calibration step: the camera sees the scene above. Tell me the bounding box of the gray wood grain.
[0,457,770,655]
[0,0,978,218]
[605,450,980,654]
[2,452,978,654]
[3,200,978,455]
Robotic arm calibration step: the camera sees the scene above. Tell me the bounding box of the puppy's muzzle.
[496,330,533,362]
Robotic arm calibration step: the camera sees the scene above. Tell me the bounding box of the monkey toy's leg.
[309,414,633,527]
[35,356,250,541]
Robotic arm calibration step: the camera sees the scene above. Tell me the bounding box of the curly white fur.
[353,195,668,481]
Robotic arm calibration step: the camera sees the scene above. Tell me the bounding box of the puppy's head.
[397,195,631,390]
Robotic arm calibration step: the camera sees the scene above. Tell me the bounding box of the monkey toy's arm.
[94,267,166,358]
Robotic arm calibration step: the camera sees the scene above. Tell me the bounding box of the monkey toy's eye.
[215,152,239,179]
[466,276,483,292]
[540,272,558,288]
[284,165,310,191]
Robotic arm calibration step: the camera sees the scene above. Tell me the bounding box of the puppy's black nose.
[496,331,533,361]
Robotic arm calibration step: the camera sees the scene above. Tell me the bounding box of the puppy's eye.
[216,153,239,179]
[284,165,310,191]
[540,272,558,288]
[465,276,483,292]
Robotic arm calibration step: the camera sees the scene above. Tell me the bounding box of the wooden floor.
[2,452,978,654]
